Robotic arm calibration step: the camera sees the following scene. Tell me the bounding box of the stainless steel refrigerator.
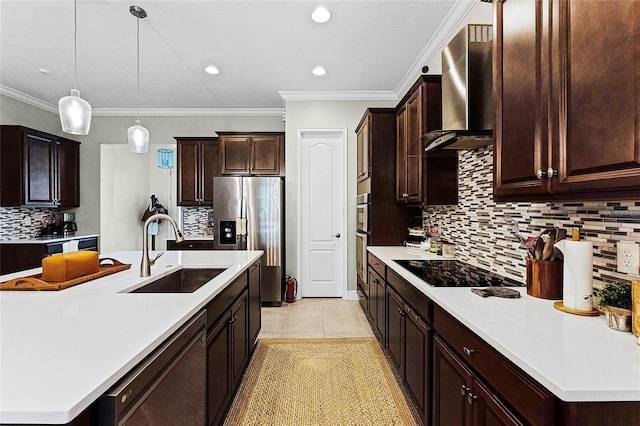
[213,177,284,306]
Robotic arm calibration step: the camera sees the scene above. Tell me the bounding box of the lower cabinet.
[205,263,260,426]
[433,335,522,426]
[248,261,261,354]
[386,285,431,424]
[433,305,555,425]
[367,265,385,341]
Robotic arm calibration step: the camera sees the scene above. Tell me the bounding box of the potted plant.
[591,282,633,331]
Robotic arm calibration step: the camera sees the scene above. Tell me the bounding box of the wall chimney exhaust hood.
[424,24,493,151]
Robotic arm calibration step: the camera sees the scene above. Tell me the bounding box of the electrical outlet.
[617,241,640,274]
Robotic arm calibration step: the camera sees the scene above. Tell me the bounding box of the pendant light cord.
[136,13,140,121]
[73,0,77,90]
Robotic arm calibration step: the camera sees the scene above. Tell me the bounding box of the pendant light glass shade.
[128,119,149,153]
[59,89,92,135]
[59,0,91,135]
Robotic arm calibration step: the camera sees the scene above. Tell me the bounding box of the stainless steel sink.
[129,268,227,293]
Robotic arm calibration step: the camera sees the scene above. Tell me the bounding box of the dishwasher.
[99,310,207,426]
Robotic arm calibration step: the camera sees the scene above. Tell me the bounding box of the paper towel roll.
[555,240,593,311]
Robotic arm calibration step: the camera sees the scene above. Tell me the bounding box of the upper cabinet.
[0,125,80,208]
[176,138,219,206]
[356,115,371,183]
[218,133,284,176]
[494,0,640,201]
[395,76,458,206]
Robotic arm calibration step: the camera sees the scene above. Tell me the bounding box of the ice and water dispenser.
[219,220,236,245]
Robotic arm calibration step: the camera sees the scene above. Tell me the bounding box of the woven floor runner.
[224,338,420,425]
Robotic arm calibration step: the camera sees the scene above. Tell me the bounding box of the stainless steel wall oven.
[355,193,369,295]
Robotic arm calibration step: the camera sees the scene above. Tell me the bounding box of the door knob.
[334,233,341,238]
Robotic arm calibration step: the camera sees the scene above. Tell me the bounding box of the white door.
[298,129,346,298]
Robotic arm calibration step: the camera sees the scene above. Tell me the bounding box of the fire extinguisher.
[285,275,297,303]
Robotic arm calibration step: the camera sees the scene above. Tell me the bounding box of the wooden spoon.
[534,237,545,260]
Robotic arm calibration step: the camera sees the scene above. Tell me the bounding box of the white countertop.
[0,249,262,424]
[0,234,100,244]
[369,246,640,403]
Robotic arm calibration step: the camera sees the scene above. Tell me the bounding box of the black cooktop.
[393,260,525,288]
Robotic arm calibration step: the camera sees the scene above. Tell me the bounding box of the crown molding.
[279,91,398,102]
[0,85,58,114]
[92,108,284,117]
[0,87,283,117]
[394,0,476,98]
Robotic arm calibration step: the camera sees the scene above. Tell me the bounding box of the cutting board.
[0,258,131,291]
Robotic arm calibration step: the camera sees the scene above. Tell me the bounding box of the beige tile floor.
[257,298,375,339]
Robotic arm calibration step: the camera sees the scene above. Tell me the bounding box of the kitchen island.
[0,249,262,425]
[369,246,640,424]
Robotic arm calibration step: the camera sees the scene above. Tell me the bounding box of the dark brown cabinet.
[433,336,522,426]
[206,284,249,426]
[248,261,261,353]
[395,76,458,206]
[218,133,284,176]
[385,270,432,424]
[0,236,98,275]
[0,125,80,208]
[494,0,640,201]
[367,264,385,341]
[176,138,218,206]
[433,305,555,426]
[356,114,370,182]
[205,261,261,426]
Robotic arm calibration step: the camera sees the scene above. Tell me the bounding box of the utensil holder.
[526,258,563,300]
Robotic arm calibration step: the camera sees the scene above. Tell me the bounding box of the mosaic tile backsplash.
[422,146,640,287]
[0,207,56,240]
[182,206,213,237]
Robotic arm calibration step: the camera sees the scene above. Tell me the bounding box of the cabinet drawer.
[167,240,214,250]
[368,253,386,279]
[387,268,432,323]
[433,305,555,425]
[206,273,247,333]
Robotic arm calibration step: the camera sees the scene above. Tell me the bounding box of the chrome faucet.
[140,213,185,277]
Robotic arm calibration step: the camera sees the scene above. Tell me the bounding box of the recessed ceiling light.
[311,7,331,23]
[312,66,327,76]
[205,65,220,75]
[38,68,50,75]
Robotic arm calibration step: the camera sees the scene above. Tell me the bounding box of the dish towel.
[62,240,79,253]
[148,221,159,235]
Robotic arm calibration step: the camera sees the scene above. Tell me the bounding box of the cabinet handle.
[373,278,379,284]
[536,168,558,179]
[397,308,405,316]
[463,346,476,356]
[402,193,408,198]
[467,392,478,405]
[461,385,469,396]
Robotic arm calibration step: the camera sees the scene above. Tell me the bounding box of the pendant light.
[128,5,149,154]
[58,0,91,135]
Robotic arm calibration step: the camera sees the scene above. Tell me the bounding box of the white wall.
[284,99,396,293]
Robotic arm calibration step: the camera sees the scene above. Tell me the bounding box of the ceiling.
[0,0,479,115]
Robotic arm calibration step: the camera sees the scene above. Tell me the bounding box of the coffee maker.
[53,212,77,236]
